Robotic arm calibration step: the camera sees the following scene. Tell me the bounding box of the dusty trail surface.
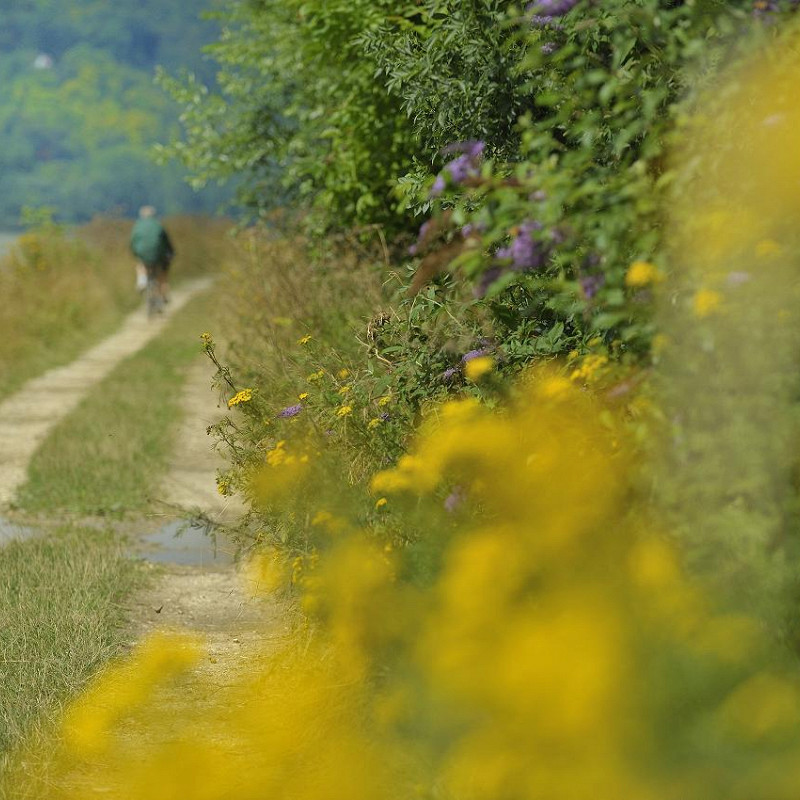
[0,278,212,507]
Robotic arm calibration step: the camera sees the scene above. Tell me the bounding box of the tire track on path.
[0,277,213,508]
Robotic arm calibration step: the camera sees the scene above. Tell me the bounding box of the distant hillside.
[0,0,227,227]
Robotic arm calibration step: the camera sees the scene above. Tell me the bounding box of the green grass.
[17,292,216,515]
[0,526,143,785]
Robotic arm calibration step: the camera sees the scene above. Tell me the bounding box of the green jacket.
[130,218,174,267]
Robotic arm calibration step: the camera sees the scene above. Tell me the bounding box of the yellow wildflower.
[692,289,722,318]
[298,334,312,345]
[228,388,253,408]
[570,354,609,384]
[337,405,353,417]
[306,370,325,382]
[368,418,382,429]
[200,332,213,344]
[625,260,663,288]
[338,385,351,396]
[298,392,309,400]
[464,356,494,382]
[375,497,388,510]
[378,395,392,407]
[338,368,350,379]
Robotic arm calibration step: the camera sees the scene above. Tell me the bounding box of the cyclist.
[130,206,174,309]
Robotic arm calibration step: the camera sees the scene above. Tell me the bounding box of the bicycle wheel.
[145,269,164,318]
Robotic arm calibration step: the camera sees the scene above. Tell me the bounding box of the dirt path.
[159,359,245,524]
[0,278,213,507]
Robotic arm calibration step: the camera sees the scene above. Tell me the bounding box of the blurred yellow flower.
[465,356,494,382]
[625,261,663,288]
[375,497,388,510]
[378,395,392,407]
[200,332,213,344]
[298,334,313,345]
[299,392,309,400]
[368,418,382,429]
[338,385,351,396]
[692,289,722,318]
[338,368,350,379]
[307,370,325,382]
[337,405,353,417]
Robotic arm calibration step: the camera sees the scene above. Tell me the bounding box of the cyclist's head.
[139,205,157,219]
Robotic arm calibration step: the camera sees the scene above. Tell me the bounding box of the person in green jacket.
[130,206,174,305]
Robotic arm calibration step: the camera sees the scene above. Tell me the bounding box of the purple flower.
[462,349,488,363]
[530,189,547,202]
[579,274,605,300]
[528,0,580,17]
[429,174,446,198]
[277,404,303,418]
[509,221,545,271]
[431,141,486,196]
[442,366,460,382]
[442,140,485,159]
[379,412,390,422]
[541,41,559,55]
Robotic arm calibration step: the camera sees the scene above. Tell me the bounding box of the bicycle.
[145,264,166,318]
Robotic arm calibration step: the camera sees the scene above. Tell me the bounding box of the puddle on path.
[0,516,37,546]
[137,519,236,567]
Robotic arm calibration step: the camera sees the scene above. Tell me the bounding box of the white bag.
[135,262,148,292]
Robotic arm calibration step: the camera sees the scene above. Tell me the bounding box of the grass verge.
[0,526,143,791]
[17,292,216,515]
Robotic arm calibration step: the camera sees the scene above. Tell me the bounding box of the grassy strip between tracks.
[16,291,216,516]
[0,526,144,793]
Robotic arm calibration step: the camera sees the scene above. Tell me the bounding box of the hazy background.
[0,0,228,228]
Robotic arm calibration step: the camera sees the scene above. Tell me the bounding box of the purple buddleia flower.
[579,274,605,300]
[529,0,580,16]
[277,404,303,418]
[431,140,486,196]
[508,221,545,271]
[429,174,446,198]
[442,140,485,159]
[462,349,488,363]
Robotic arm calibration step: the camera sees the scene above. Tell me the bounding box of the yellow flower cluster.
[227,388,253,407]
[625,260,663,287]
[298,334,313,345]
[337,405,353,417]
[307,369,325,382]
[569,353,609,385]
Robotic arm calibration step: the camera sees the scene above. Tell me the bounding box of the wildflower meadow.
[8,2,800,798]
